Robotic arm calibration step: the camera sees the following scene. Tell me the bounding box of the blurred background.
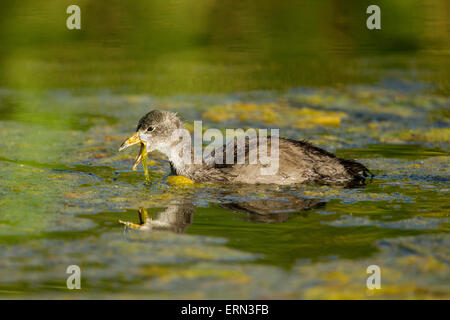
[0,0,449,299]
[0,0,448,94]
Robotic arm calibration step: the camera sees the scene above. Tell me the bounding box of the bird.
[119,110,371,185]
[119,195,325,232]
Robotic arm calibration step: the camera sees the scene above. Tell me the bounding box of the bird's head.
[118,110,185,169]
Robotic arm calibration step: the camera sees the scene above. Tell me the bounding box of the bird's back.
[193,137,370,185]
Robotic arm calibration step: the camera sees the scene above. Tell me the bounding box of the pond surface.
[0,0,449,299]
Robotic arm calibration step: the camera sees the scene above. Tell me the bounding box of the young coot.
[119,110,370,185]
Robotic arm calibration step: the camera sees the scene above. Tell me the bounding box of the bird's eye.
[147,126,155,132]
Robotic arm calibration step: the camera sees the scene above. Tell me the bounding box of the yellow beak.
[118,132,141,151]
[119,132,146,171]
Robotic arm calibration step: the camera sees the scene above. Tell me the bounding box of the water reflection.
[221,197,325,223]
[120,195,325,233]
[120,204,195,233]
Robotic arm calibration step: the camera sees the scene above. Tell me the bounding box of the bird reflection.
[119,203,195,233]
[119,195,325,232]
[222,197,324,223]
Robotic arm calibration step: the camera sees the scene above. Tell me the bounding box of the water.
[0,0,449,299]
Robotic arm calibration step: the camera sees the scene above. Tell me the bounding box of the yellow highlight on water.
[166,175,195,186]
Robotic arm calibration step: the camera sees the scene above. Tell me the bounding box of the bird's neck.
[168,145,199,178]
[159,132,200,178]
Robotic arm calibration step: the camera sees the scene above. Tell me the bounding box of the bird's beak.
[119,132,146,170]
[132,144,145,170]
[119,132,141,151]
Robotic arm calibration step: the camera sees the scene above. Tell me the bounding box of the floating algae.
[141,142,151,183]
[166,175,195,186]
[130,142,151,183]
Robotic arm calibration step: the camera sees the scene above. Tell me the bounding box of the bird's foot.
[118,207,150,229]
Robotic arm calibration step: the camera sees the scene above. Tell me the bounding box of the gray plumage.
[125,110,371,186]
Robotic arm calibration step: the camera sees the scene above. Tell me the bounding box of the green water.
[0,0,449,299]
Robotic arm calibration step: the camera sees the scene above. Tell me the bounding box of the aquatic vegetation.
[141,143,151,183]
[325,215,449,230]
[202,103,348,129]
[166,176,195,186]
[0,82,448,299]
[394,128,450,143]
[0,0,448,299]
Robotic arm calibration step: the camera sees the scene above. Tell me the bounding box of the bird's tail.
[340,159,373,180]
